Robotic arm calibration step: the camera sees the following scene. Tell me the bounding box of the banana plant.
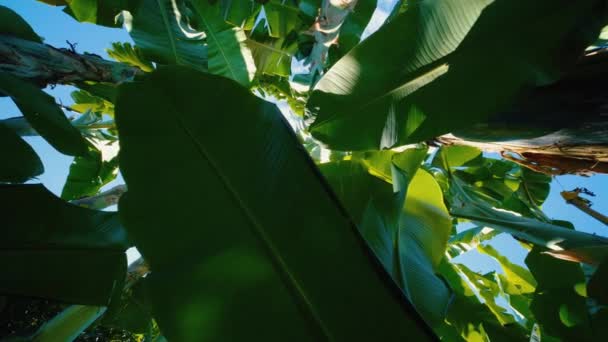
[1,1,608,341]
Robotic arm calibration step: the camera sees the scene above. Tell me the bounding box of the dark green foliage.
[116,66,436,341]
[0,73,88,156]
[0,124,43,183]
[320,149,453,328]
[0,184,129,305]
[526,248,592,340]
[127,0,208,71]
[308,0,607,150]
[5,2,608,341]
[61,146,119,201]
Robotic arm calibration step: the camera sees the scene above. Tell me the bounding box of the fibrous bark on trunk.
[0,35,142,88]
[437,121,608,175]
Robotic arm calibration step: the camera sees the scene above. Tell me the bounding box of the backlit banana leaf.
[116,66,436,341]
[308,0,606,150]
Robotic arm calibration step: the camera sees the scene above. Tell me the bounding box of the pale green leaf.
[0,184,128,305]
[477,244,537,294]
[107,42,155,72]
[191,0,256,86]
[125,0,207,71]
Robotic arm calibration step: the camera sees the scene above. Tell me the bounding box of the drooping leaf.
[264,0,300,38]
[450,177,608,264]
[63,0,131,27]
[449,156,550,220]
[124,0,207,71]
[219,0,260,27]
[431,145,482,171]
[439,260,529,341]
[61,143,119,201]
[321,149,452,328]
[107,42,155,72]
[447,226,499,259]
[191,0,256,86]
[116,66,435,341]
[75,82,118,104]
[71,88,115,116]
[0,184,129,305]
[477,244,537,294]
[0,123,44,183]
[308,0,606,150]
[455,264,516,325]
[0,72,88,156]
[0,5,42,42]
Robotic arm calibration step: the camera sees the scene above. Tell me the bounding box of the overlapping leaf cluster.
[1,1,608,341]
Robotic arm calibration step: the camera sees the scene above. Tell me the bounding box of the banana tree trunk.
[0,34,142,88]
[437,122,608,175]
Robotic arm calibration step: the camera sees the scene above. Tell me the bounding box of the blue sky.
[0,0,131,195]
[1,0,607,273]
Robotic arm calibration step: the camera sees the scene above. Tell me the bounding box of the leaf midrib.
[168,96,333,341]
[197,11,239,81]
[156,0,181,65]
[311,62,449,132]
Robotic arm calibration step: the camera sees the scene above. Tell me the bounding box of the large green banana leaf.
[478,244,536,295]
[308,0,606,150]
[447,226,499,259]
[450,177,608,264]
[125,0,208,72]
[62,0,131,27]
[0,6,86,156]
[434,146,551,221]
[320,149,452,328]
[116,66,436,341]
[190,0,256,86]
[438,260,529,341]
[0,184,129,305]
[0,72,88,156]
